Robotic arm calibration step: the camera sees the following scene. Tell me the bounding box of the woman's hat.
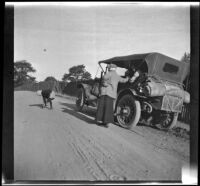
[108,64,117,68]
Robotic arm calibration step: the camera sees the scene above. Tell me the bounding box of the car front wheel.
[116,94,141,129]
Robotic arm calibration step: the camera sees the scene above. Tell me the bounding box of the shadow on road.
[59,102,97,125]
[59,102,156,131]
[138,122,160,130]
[29,104,44,109]
[59,102,168,134]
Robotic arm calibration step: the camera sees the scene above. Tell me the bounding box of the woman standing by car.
[95,63,130,127]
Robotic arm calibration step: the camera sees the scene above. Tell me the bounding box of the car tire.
[158,112,178,130]
[116,94,141,129]
[76,87,85,111]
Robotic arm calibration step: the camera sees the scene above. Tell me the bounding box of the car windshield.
[97,63,127,78]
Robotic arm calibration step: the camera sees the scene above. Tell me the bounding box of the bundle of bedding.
[141,77,190,103]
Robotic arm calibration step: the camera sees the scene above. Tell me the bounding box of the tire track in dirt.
[59,112,179,180]
[61,111,134,180]
[73,135,127,180]
[60,117,127,180]
[39,112,95,180]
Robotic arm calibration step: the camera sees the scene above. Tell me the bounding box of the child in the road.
[41,89,55,109]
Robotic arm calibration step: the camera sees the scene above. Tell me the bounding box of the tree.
[14,60,36,87]
[181,52,190,63]
[44,76,57,82]
[62,64,92,82]
[82,71,92,80]
[62,73,75,82]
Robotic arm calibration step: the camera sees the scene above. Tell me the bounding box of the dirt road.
[14,91,189,181]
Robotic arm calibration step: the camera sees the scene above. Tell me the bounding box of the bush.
[14,80,62,93]
[14,79,95,98]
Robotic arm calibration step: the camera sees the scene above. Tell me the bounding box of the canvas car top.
[99,52,189,84]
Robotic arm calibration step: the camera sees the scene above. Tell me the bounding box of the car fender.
[77,83,97,100]
[115,88,139,110]
[117,88,138,100]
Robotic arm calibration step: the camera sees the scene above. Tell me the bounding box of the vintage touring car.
[76,52,190,130]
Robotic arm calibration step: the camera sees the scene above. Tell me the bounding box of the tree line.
[14,62,92,88]
[14,52,190,88]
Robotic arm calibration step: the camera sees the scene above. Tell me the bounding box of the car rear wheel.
[157,112,178,130]
[76,87,85,111]
[116,94,141,129]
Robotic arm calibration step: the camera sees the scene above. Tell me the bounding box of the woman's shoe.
[104,123,109,128]
[101,123,109,128]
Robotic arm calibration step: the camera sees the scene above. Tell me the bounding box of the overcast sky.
[14,3,190,82]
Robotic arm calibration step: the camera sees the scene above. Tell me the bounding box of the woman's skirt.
[96,95,114,124]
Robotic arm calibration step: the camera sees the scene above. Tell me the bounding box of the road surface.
[14,91,189,181]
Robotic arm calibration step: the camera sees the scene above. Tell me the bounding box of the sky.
[13,2,191,82]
